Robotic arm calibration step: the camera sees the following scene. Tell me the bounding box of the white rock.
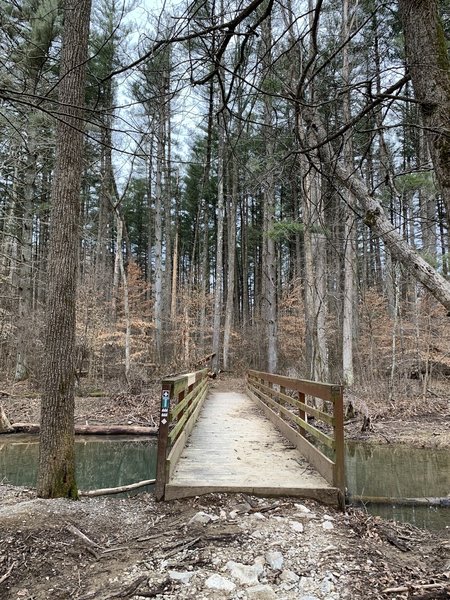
[322,520,334,530]
[321,577,336,595]
[246,584,277,599]
[298,576,315,592]
[168,571,194,585]
[229,510,239,519]
[265,550,284,570]
[294,503,311,513]
[188,511,213,525]
[251,530,264,539]
[298,596,320,600]
[323,514,335,521]
[226,561,264,586]
[279,569,299,582]
[205,574,236,591]
[252,512,267,520]
[289,520,304,533]
[234,502,252,513]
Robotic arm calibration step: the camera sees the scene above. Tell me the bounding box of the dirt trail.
[0,485,449,600]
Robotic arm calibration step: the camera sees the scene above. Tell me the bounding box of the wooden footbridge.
[155,358,345,507]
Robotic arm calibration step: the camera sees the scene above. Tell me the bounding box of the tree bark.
[341,0,355,386]
[398,0,450,233]
[36,0,92,499]
[154,117,164,361]
[261,14,278,373]
[223,156,237,370]
[212,107,225,372]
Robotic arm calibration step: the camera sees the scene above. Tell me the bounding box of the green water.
[0,434,157,494]
[345,442,449,530]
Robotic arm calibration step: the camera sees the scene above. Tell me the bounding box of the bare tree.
[37,0,92,498]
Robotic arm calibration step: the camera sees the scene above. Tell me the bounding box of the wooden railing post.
[155,379,174,501]
[279,385,285,416]
[298,391,306,435]
[332,385,345,496]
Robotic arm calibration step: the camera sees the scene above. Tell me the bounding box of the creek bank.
[0,485,448,600]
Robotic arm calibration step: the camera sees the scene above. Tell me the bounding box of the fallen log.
[349,494,450,507]
[79,479,156,497]
[3,423,158,436]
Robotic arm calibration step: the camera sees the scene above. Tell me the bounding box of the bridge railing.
[155,360,214,500]
[247,370,345,495]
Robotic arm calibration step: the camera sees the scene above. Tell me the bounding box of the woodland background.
[0,0,449,417]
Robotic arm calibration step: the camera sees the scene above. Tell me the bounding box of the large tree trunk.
[261,14,278,373]
[212,108,225,371]
[341,0,355,386]
[223,156,237,370]
[398,0,450,233]
[36,0,92,499]
[154,118,164,361]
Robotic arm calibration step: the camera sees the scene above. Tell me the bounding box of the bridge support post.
[155,380,174,501]
[332,386,345,498]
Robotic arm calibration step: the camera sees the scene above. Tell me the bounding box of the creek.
[0,435,448,530]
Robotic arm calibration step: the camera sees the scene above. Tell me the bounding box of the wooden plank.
[165,484,340,505]
[250,379,335,425]
[248,370,343,403]
[166,382,209,480]
[168,379,208,443]
[170,377,206,418]
[169,391,336,502]
[247,386,334,485]
[248,382,335,449]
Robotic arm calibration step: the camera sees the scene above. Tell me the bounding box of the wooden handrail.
[194,352,216,369]
[155,363,213,500]
[247,370,345,498]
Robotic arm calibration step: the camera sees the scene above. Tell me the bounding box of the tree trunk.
[223,156,237,370]
[261,14,278,373]
[398,0,450,233]
[154,119,164,361]
[36,0,92,499]
[341,0,355,386]
[212,108,225,371]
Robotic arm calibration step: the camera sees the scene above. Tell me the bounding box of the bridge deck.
[165,391,340,505]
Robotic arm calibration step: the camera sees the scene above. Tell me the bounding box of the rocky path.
[0,485,448,600]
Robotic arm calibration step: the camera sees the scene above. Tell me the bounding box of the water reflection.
[0,434,157,494]
[345,441,449,498]
[345,442,449,530]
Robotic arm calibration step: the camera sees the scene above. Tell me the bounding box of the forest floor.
[0,484,449,600]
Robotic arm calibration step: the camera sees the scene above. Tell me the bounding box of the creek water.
[0,434,157,495]
[345,441,449,530]
[0,435,448,529]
